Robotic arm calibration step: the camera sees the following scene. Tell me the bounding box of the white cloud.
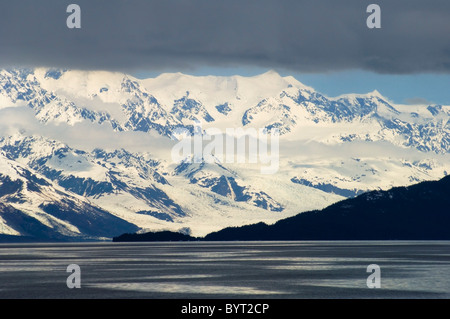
[0,106,176,160]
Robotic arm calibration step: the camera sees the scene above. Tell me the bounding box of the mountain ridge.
[113,174,450,241]
[1,67,449,240]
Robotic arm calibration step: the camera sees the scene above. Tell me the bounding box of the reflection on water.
[0,241,449,298]
[89,282,284,295]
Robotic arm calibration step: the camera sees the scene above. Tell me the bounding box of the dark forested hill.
[204,175,450,240]
[114,175,450,242]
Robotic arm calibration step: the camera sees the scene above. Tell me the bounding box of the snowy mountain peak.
[252,69,284,81]
[1,67,450,240]
[368,89,384,98]
[333,89,387,102]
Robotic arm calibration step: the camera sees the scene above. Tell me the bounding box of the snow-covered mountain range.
[0,68,449,240]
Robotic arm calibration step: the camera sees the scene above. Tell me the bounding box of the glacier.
[0,68,449,240]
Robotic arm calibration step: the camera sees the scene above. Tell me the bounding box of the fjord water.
[0,241,449,299]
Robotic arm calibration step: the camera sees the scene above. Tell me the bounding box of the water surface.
[0,241,449,299]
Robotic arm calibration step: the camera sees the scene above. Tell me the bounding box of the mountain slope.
[1,67,450,240]
[204,175,450,240]
[0,151,139,241]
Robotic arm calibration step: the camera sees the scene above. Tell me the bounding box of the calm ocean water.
[0,241,449,299]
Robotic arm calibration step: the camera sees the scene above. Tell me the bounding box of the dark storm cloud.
[1,0,450,74]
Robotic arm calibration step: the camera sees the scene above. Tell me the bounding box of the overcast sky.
[1,0,450,103]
